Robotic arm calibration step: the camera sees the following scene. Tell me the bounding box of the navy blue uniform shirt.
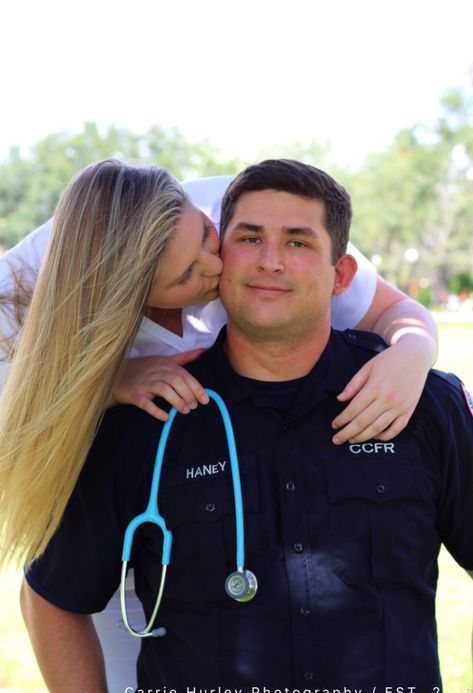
[27,329,473,691]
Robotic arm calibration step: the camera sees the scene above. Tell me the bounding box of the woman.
[0,158,222,568]
[0,160,437,688]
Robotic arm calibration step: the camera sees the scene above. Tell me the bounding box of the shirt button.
[294,543,304,553]
[299,607,311,616]
[286,481,295,492]
[304,672,314,681]
[376,484,386,494]
[205,503,216,512]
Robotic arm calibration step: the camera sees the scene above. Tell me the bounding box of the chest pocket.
[324,456,438,584]
[157,468,262,602]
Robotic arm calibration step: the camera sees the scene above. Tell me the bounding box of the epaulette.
[429,369,473,419]
[339,328,388,354]
[429,369,462,389]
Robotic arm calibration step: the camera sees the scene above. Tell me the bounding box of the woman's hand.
[331,335,433,444]
[110,349,209,421]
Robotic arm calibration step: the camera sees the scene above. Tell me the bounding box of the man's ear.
[332,254,358,296]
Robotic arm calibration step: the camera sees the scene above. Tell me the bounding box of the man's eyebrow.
[233,222,264,233]
[284,226,318,237]
[234,222,317,237]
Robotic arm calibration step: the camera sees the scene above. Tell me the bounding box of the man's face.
[219,189,345,342]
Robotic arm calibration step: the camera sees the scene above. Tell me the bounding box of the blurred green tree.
[2,82,473,304]
[348,73,473,301]
[0,122,244,249]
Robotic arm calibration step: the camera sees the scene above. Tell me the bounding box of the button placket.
[276,427,315,683]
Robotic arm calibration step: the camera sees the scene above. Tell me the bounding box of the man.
[22,160,473,690]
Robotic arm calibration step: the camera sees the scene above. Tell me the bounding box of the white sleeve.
[0,219,52,293]
[0,219,52,389]
[181,175,234,231]
[331,242,377,329]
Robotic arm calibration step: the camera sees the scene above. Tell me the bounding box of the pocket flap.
[325,460,431,505]
[161,472,260,528]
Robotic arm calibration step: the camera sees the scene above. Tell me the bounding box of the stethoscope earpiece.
[225,569,258,602]
[150,627,167,637]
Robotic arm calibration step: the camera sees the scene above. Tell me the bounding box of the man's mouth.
[246,283,291,297]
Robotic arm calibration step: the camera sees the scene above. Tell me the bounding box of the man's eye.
[288,240,306,248]
[242,236,261,244]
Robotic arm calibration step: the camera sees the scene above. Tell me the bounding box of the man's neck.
[224,323,331,381]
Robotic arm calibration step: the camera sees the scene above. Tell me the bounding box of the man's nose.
[257,242,284,273]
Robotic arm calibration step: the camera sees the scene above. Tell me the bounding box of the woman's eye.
[178,267,194,284]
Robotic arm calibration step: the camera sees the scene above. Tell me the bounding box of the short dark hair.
[220,159,352,261]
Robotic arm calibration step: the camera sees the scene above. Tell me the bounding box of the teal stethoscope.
[120,388,258,638]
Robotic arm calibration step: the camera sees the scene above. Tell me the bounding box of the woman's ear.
[332,254,358,296]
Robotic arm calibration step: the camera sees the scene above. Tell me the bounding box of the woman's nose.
[204,251,223,277]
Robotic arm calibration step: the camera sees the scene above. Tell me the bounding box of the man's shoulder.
[335,328,388,356]
[185,328,226,380]
[338,328,388,350]
[413,368,473,439]
[94,402,165,464]
[96,338,225,460]
[424,369,473,411]
[102,399,163,430]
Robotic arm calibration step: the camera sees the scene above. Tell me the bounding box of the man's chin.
[231,316,294,341]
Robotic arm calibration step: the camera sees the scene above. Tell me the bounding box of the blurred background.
[1,0,472,689]
[2,0,473,310]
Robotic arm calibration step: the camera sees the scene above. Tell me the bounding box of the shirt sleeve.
[429,373,473,569]
[331,242,377,330]
[0,219,52,291]
[0,220,53,390]
[181,175,234,231]
[25,405,158,614]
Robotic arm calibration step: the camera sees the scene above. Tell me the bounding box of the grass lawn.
[1,317,472,691]
[431,317,473,691]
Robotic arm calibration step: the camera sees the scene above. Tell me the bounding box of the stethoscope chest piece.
[225,569,258,602]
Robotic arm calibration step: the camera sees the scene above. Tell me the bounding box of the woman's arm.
[331,275,438,444]
[111,349,210,420]
[20,580,107,693]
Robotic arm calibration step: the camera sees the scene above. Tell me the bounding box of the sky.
[2,0,473,168]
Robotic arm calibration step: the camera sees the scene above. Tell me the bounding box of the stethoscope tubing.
[120,388,254,638]
[121,406,178,565]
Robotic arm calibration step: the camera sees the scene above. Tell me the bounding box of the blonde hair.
[0,159,185,567]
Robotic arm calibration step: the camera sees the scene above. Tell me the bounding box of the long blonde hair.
[0,159,185,567]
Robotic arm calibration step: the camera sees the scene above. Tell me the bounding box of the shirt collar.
[191,329,353,419]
